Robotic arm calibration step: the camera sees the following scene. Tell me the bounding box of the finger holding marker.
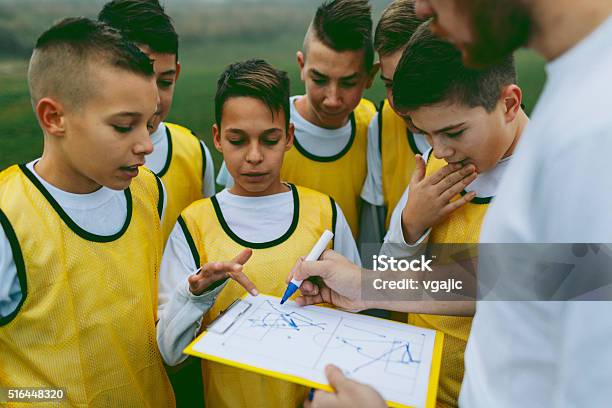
[280,230,334,304]
[188,248,256,296]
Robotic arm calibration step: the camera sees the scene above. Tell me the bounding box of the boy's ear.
[175,60,182,82]
[501,84,522,123]
[212,123,223,152]
[36,97,66,138]
[285,122,295,151]
[297,51,306,81]
[365,61,380,89]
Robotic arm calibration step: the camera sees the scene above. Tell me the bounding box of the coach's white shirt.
[460,15,612,408]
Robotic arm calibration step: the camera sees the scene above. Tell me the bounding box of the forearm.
[156,280,227,366]
[365,299,474,316]
[356,257,477,317]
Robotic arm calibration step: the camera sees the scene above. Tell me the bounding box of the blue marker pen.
[280,229,334,305]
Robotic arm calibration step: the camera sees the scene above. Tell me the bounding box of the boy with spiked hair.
[99,0,215,243]
[361,0,428,239]
[0,18,174,406]
[218,0,378,241]
[157,58,360,408]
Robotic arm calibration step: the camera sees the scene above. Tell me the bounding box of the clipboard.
[184,294,444,408]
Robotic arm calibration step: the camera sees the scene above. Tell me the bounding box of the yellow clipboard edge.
[425,331,444,408]
[183,293,444,408]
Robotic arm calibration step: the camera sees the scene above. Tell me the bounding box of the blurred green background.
[0,0,547,173]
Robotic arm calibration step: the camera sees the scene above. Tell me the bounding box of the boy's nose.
[135,128,154,156]
[246,144,264,164]
[432,138,453,160]
[323,86,342,110]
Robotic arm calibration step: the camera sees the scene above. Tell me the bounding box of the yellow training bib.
[0,165,174,407]
[155,122,205,243]
[408,155,490,408]
[179,184,335,408]
[379,99,425,228]
[281,98,376,238]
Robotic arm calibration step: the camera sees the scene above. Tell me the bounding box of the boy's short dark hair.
[98,0,179,59]
[306,0,374,70]
[393,23,517,113]
[374,0,421,56]
[28,17,153,110]
[215,59,290,131]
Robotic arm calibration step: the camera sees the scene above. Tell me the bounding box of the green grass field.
[0,0,547,173]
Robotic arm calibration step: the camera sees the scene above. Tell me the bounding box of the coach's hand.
[286,250,365,311]
[188,248,257,296]
[402,154,477,244]
[304,365,387,408]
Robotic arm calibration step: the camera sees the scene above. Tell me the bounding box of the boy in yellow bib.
[292,23,530,408]
[157,59,360,408]
[361,0,429,240]
[99,0,215,243]
[217,0,377,240]
[382,25,529,407]
[0,18,174,407]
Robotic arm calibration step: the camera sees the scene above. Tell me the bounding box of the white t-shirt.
[156,186,360,365]
[0,160,167,318]
[460,16,612,408]
[216,95,354,188]
[361,113,429,206]
[147,122,215,198]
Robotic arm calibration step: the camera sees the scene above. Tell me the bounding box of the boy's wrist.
[401,208,425,245]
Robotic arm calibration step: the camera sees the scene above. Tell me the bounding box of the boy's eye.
[312,78,327,85]
[158,80,174,88]
[228,139,244,146]
[263,138,280,146]
[340,81,357,88]
[445,130,465,138]
[113,125,132,133]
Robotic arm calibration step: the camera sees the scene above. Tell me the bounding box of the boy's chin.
[106,179,133,191]
[233,179,284,197]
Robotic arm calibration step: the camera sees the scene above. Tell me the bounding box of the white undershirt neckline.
[25,160,128,236]
[213,185,296,245]
[145,123,171,176]
[290,95,353,157]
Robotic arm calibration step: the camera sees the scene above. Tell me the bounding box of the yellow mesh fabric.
[180,185,334,408]
[380,99,421,229]
[407,156,489,408]
[0,165,174,408]
[158,122,204,243]
[281,99,376,238]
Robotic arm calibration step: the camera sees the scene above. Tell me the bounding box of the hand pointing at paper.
[188,248,258,296]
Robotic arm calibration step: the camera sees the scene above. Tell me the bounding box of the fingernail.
[251,288,259,296]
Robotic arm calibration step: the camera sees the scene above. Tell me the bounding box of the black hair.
[215,59,290,131]
[98,0,179,59]
[374,0,421,56]
[29,17,153,108]
[309,0,374,69]
[393,23,516,112]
